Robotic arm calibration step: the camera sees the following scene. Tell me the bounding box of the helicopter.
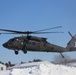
[0,26,76,57]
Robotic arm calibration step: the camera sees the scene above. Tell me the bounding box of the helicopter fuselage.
[1,26,76,56]
[3,36,66,54]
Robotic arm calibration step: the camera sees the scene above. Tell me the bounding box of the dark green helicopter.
[0,26,76,58]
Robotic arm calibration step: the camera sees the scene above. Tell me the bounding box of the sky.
[0,0,76,63]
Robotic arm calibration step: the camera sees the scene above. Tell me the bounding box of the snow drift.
[0,61,76,75]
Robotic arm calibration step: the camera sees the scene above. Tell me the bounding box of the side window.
[27,42,36,46]
[27,42,31,45]
[32,42,36,45]
[21,41,24,45]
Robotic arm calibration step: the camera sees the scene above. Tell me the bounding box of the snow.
[10,61,50,69]
[67,62,76,67]
[1,61,76,75]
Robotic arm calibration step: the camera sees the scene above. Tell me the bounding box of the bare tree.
[53,54,71,65]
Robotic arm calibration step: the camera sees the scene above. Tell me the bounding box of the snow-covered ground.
[1,61,76,75]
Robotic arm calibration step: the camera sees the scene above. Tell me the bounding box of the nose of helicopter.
[3,43,8,48]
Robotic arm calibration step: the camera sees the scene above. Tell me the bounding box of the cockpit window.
[8,38,14,42]
[15,39,19,42]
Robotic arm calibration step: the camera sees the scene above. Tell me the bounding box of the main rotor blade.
[33,32,63,34]
[33,26,62,32]
[0,28,24,33]
[0,29,35,34]
[0,32,34,34]
[0,26,62,34]
[0,32,31,34]
[0,32,63,34]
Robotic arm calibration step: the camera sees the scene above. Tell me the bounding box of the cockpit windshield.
[8,38,15,42]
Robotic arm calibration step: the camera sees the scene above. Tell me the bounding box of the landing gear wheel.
[23,50,27,54]
[15,51,19,55]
